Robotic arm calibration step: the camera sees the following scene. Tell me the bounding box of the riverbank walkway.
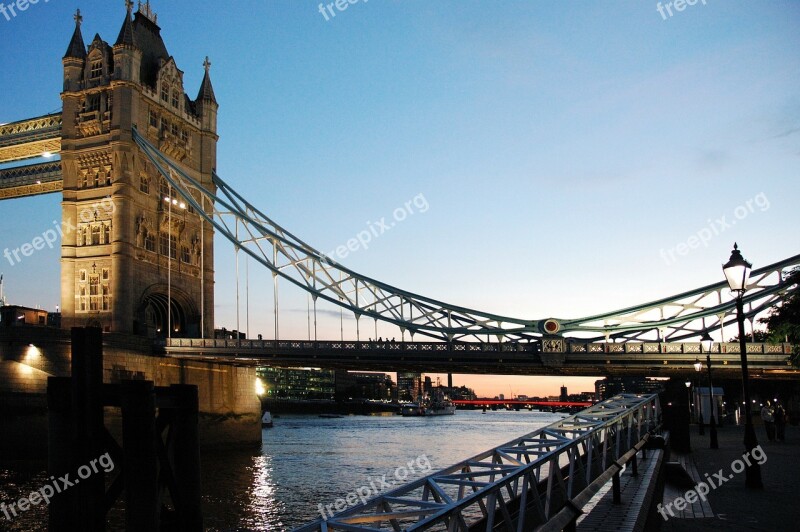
[661,422,799,531]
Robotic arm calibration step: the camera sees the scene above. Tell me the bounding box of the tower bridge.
[0,3,798,455]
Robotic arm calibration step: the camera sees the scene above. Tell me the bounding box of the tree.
[759,268,800,366]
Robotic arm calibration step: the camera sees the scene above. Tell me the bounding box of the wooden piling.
[171,384,203,531]
[47,376,74,531]
[70,327,105,531]
[121,379,159,531]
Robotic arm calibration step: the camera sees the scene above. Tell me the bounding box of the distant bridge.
[452,400,593,408]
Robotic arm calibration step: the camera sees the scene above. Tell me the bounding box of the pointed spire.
[64,9,87,59]
[196,56,217,104]
[115,1,137,47]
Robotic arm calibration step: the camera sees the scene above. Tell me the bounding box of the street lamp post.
[685,380,693,452]
[723,243,762,488]
[693,358,704,435]
[701,331,719,449]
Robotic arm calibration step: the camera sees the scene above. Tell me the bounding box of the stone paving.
[660,422,799,531]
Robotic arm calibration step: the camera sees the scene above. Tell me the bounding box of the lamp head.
[700,331,714,354]
[723,243,752,293]
[694,358,702,372]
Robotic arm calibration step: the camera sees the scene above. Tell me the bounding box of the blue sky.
[1,1,798,396]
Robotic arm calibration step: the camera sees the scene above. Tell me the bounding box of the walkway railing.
[293,393,660,532]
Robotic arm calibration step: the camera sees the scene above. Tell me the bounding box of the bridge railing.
[292,393,660,532]
[161,338,793,355]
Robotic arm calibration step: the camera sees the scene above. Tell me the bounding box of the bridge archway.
[135,286,199,339]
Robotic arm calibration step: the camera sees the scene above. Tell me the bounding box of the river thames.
[0,410,565,531]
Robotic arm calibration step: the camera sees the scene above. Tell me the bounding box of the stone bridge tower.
[60,2,217,337]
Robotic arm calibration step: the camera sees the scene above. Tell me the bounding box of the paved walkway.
[660,422,799,531]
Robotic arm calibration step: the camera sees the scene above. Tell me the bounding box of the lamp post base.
[709,415,719,449]
[743,421,763,489]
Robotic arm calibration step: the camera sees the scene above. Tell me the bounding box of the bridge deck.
[160,338,797,377]
[0,161,63,199]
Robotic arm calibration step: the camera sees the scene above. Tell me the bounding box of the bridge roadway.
[160,338,797,378]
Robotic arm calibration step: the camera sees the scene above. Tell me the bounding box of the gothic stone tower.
[60,2,217,337]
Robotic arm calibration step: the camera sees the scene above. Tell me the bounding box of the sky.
[1,1,799,397]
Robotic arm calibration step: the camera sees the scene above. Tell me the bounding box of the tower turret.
[195,57,219,134]
[63,9,86,92]
[113,0,142,83]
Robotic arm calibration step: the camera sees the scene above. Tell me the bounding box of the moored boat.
[401,390,456,416]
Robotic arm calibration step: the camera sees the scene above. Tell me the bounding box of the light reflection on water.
[202,410,565,531]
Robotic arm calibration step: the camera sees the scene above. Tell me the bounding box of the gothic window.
[171,123,179,137]
[149,110,158,128]
[140,174,150,194]
[160,117,169,133]
[159,233,169,256]
[91,225,101,246]
[90,61,102,79]
[180,129,188,143]
[181,245,190,264]
[145,232,155,252]
[86,95,100,112]
[102,285,111,311]
[79,269,87,282]
[102,223,111,244]
[102,268,110,281]
[171,90,179,108]
[161,84,169,102]
[89,275,100,311]
[79,287,87,311]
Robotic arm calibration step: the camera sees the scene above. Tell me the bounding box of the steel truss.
[293,393,660,532]
[132,128,798,343]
